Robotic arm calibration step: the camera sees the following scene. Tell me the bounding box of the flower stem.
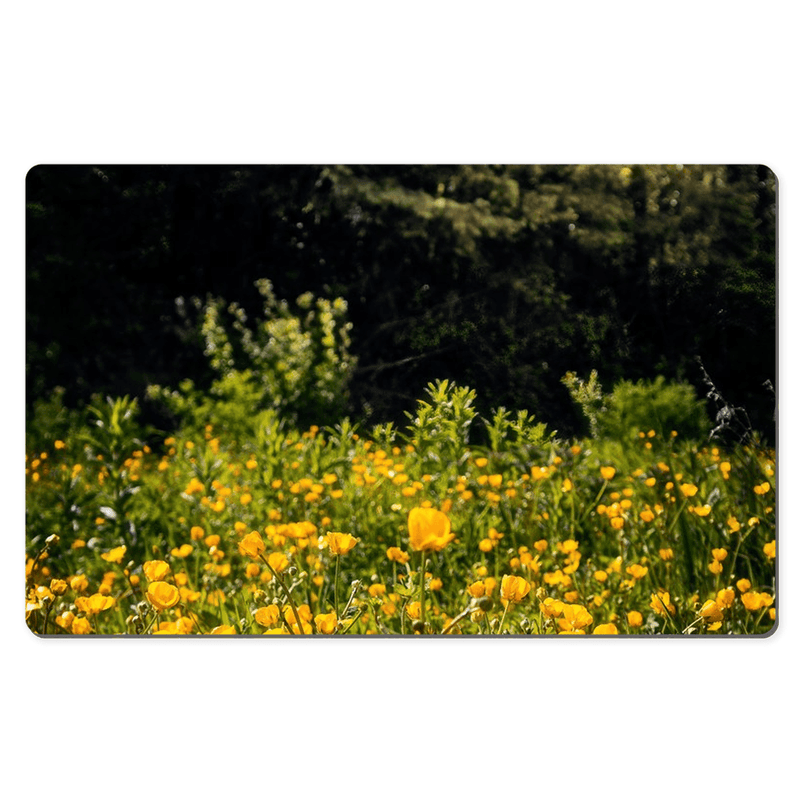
[419,553,426,632]
[334,554,341,619]
[259,554,306,635]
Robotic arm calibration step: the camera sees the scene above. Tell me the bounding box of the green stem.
[497,600,510,635]
[334,554,341,619]
[419,552,426,632]
[259,555,306,635]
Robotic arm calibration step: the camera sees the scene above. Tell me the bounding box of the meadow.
[24,380,776,636]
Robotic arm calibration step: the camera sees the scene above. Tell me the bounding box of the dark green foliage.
[26,165,776,441]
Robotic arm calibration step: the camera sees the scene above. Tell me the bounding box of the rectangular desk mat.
[25,164,777,637]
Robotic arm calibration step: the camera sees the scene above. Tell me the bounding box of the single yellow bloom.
[558,604,594,631]
[143,560,171,582]
[592,623,618,635]
[711,548,728,562]
[266,551,289,573]
[386,546,410,564]
[407,507,454,552]
[406,601,421,620]
[326,531,358,555]
[699,600,724,623]
[101,545,127,564]
[539,597,564,618]
[626,564,648,579]
[727,516,741,533]
[71,617,92,634]
[76,593,116,615]
[736,578,752,593]
[610,516,625,530]
[467,580,486,598]
[314,612,338,634]
[145,581,180,611]
[650,591,675,616]
[238,531,266,559]
[600,466,616,481]
[716,588,735,609]
[562,478,573,492]
[639,508,655,523]
[693,504,712,517]
[627,610,643,628]
[763,540,776,560]
[500,575,531,604]
[679,483,699,497]
[659,548,674,561]
[209,625,236,634]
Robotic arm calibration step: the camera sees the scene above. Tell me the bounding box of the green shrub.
[147,279,357,439]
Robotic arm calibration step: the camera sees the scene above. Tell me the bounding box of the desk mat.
[25,164,777,637]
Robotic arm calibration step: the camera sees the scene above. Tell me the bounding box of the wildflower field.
[24,379,776,637]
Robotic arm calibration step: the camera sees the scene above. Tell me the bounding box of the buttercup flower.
[326,532,358,555]
[145,581,180,611]
[238,531,266,559]
[500,575,531,604]
[407,507,454,552]
[143,560,171,582]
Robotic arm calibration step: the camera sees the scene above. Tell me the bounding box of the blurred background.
[25,164,776,442]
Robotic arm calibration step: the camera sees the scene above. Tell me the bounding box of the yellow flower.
[627,610,643,628]
[76,593,116,615]
[736,578,752,593]
[209,625,236,634]
[407,507,454,552]
[143,560,171,582]
[711,548,728,562]
[763,540,776,560]
[326,532,358,555]
[740,591,774,612]
[238,531,266,559]
[708,560,723,575]
[592,623,618,635]
[610,516,625,530]
[71,617,92,634]
[699,599,724,623]
[679,483,698,497]
[500,575,531,604]
[650,591,675,616]
[716,588,735,609]
[314,612,338,634]
[600,466,616,481]
[659,548,674,561]
[753,482,771,495]
[558,604,593,632]
[639,508,655,523]
[101,545,127,564]
[467,580,486,598]
[692,504,712,517]
[626,564,648,580]
[145,581,180,611]
[386,546,410,564]
[539,597,564,618]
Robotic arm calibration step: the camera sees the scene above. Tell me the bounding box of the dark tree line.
[26,164,776,440]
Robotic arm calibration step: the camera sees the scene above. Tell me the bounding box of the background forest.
[26,165,776,441]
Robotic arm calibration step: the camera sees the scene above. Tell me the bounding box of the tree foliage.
[26,164,776,441]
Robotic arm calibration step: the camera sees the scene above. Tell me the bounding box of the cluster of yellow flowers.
[25,425,776,636]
